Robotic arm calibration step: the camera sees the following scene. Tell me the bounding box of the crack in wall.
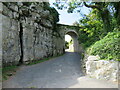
[19,23,23,64]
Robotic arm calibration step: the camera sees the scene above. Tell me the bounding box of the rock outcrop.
[2,2,21,66]
[2,2,65,66]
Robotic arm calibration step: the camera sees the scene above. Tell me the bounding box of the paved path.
[3,52,118,88]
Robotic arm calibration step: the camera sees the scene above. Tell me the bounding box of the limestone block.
[96,60,109,69]
[41,10,50,19]
[9,4,18,12]
[36,5,44,13]
[40,19,53,28]
[88,55,100,61]
[108,61,118,70]
[3,4,13,18]
[0,2,3,12]
[94,69,105,79]
[22,24,34,61]
[17,2,23,6]
[86,61,97,75]
[2,15,21,65]
[86,56,118,82]
[13,12,19,19]
[111,70,118,81]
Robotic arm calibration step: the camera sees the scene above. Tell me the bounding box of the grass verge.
[2,65,18,81]
[26,53,64,65]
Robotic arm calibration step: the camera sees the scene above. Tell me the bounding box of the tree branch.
[83,2,101,11]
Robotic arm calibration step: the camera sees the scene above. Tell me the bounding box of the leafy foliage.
[78,9,103,48]
[54,1,120,34]
[78,9,120,61]
[110,2,120,26]
[65,39,73,49]
[87,31,120,61]
[65,41,69,49]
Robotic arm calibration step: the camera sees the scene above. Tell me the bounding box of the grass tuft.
[2,65,18,81]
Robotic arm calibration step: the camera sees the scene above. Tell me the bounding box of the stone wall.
[52,24,65,56]
[2,2,21,66]
[2,2,65,66]
[0,3,2,67]
[86,55,119,82]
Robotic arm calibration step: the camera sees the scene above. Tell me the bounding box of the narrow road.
[3,52,118,88]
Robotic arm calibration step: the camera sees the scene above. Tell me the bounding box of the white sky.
[65,35,72,42]
[49,1,91,25]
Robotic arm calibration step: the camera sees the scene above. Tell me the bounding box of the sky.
[65,35,72,42]
[49,1,91,25]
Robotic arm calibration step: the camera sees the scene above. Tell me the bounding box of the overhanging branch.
[83,2,101,11]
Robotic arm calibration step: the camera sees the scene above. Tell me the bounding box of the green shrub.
[87,31,120,61]
[65,41,69,49]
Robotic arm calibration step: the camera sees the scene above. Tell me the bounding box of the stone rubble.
[86,55,119,82]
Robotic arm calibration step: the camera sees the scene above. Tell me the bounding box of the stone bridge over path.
[57,24,80,52]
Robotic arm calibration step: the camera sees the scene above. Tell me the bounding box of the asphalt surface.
[3,52,118,88]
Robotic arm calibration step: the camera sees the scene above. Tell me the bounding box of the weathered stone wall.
[20,2,54,62]
[0,2,2,89]
[2,2,65,66]
[0,2,2,67]
[86,55,118,82]
[2,3,21,66]
[52,24,65,56]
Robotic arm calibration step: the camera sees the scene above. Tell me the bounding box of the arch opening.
[65,31,79,52]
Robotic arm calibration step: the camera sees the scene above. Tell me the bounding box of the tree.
[78,9,104,48]
[53,1,120,33]
[110,2,120,26]
[72,21,79,26]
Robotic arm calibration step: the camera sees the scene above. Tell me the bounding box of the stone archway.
[56,24,80,53]
[65,30,79,52]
